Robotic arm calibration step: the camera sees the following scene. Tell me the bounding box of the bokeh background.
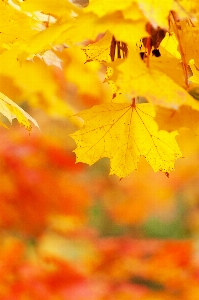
[1,0,199,298]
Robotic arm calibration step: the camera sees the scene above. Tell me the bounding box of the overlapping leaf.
[107,48,199,110]
[0,1,39,52]
[82,31,113,63]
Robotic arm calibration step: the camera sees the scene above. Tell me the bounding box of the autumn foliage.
[1,0,199,299]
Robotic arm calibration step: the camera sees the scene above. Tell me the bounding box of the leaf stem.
[145,23,152,68]
[169,11,189,88]
[132,98,136,108]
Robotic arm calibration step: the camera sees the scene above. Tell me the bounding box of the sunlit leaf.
[109,48,199,110]
[71,101,182,178]
[0,92,39,131]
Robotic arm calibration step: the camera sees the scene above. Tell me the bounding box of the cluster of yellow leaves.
[2,0,199,177]
[71,0,199,177]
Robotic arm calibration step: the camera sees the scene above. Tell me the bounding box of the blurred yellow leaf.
[0,49,73,118]
[0,1,38,52]
[20,0,79,16]
[64,8,146,46]
[137,0,173,28]
[155,105,199,135]
[84,0,133,17]
[0,92,39,131]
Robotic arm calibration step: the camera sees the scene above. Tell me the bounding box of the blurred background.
[1,5,199,297]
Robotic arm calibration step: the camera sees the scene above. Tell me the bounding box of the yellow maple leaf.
[64,6,146,46]
[99,11,147,47]
[71,101,182,178]
[109,47,199,110]
[0,92,39,131]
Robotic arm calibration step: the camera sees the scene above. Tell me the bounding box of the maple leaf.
[65,4,147,46]
[0,92,39,131]
[71,101,182,178]
[107,47,199,110]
